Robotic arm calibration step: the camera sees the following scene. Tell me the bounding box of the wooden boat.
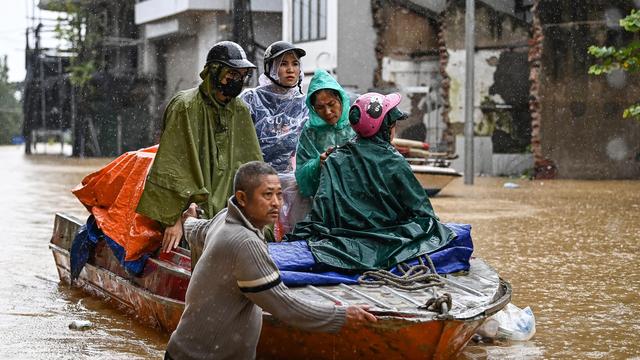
[50,213,511,360]
[411,164,462,196]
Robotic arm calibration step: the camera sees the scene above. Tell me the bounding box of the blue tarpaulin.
[71,218,472,288]
[70,216,149,278]
[269,223,473,287]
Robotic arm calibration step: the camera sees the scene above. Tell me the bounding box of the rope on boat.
[420,292,453,319]
[358,255,455,317]
[357,256,445,291]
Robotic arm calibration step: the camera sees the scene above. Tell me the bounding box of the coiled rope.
[357,255,445,291]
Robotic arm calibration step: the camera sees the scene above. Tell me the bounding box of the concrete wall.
[336,0,376,93]
[283,0,339,91]
[138,10,281,104]
[537,2,640,179]
[444,3,529,50]
[443,3,530,156]
[446,49,503,125]
[164,33,200,97]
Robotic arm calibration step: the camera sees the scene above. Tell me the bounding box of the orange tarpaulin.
[72,145,163,261]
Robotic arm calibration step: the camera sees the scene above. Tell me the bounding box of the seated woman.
[295,69,356,198]
[288,93,456,270]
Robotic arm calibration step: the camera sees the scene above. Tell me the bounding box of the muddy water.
[0,144,638,359]
[0,146,167,359]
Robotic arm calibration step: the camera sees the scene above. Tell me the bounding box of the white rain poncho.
[240,53,310,238]
[240,54,309,174]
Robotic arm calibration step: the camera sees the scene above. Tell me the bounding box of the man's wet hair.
[234,161,278,196]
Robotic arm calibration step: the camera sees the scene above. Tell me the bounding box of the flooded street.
[0,146,167,359]
[0,144,638,359]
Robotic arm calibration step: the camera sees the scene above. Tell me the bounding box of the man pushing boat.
[165,161,376,360]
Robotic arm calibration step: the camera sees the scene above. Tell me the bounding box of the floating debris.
[68,320,93,330]
[503,182,520,189]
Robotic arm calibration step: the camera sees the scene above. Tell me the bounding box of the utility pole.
[464,0,475,185]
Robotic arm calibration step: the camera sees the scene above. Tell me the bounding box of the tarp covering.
[72,146,163,261]
[70,216,149,278]
[272,223,473,286]
[287,127,456,270]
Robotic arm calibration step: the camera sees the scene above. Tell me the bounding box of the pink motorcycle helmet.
[349,92,402,138]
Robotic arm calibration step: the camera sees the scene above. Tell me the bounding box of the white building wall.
[164,35,200,97]
[336,0,376,93]
[282,0,339,91]
[137,7,281,103]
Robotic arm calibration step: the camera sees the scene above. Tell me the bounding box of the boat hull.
[50,213,510,359]
[411,165,462,196]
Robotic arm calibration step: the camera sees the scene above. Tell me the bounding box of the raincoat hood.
[305,69,351,130]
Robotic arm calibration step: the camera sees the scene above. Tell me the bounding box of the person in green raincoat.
[136,41,263,255]
[295,69,356,198]
[288,92,456,270]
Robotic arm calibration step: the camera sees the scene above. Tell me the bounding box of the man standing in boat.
[165,161,376,360]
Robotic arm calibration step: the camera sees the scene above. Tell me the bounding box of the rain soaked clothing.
[240,68,308,173]
[295,69,355,197]
[73,64,262,262]
[137,66,263,226]
[288,111,455,270]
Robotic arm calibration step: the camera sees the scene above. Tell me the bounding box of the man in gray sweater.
[165,161,376,360]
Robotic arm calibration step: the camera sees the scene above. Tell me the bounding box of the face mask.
[219,77,244,98]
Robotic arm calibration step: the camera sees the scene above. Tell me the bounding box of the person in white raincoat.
[240,41,309,237]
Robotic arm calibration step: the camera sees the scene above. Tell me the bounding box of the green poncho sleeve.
[137,88,263,226]
[295,128,322,198]
[136,95,208,226]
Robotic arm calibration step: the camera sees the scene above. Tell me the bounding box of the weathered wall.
[537,1,640,178]
[443,2,530,155]
[369,2,443,143]
[164,33,200,98]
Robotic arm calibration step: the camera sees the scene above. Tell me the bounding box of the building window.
[292,0,327,42]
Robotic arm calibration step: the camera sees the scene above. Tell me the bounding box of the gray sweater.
[167,197,346,360]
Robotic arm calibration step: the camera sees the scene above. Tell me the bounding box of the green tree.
[51,0,101,88]
[588,9,640,121]
[0,55,23,145]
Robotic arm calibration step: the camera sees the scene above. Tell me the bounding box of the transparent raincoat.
[240,53,311,238]
[240,59,309,174]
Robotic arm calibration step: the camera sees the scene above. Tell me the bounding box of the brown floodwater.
[0,144,638,359]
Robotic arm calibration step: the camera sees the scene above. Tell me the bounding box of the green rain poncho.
[136,64,263,226]
[288,110,455,270]
[295,69,356,197]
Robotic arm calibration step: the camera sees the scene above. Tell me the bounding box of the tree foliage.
[0,56,23,145]
[588,9,640,121]
[51,0,103,87]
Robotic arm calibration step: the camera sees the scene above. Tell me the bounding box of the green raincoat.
[136,65,263,226]
[295,69,356,197]
[289,112,455,270]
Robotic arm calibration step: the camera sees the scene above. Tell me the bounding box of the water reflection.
[0,144,638,359]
